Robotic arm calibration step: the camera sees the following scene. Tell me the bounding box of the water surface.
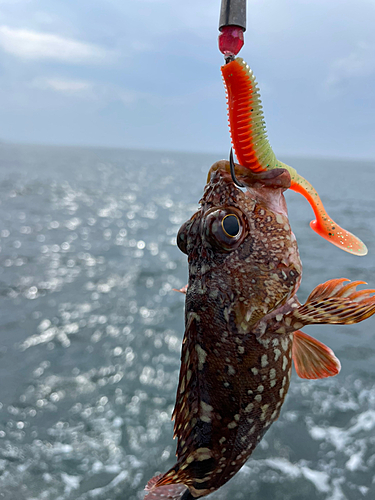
[0,144,374,500]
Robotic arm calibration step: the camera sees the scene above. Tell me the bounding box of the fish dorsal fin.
[291,279,375,325]
[292,330,341,379]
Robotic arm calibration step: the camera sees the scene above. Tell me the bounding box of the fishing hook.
[229,148,245,188]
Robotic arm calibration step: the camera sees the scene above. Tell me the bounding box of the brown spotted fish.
[144,160,375,500]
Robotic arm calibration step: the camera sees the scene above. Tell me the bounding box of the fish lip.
[236,167,292,190]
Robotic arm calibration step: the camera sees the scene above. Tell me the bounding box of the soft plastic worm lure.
[221,57,367,256]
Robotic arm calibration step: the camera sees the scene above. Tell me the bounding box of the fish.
[144,158,375,500]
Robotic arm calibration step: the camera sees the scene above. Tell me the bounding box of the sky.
[0,0,374,159]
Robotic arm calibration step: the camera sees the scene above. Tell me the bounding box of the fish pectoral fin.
[292,330,341,379]
[291,278,375,325]
[173,284,188,294]
[145,473,188,499]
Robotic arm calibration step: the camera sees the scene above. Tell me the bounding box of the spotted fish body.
[145,161,375,500]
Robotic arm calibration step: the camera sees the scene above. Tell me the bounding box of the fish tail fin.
[145,473,189,499]
[291,278,375,325]
[292,330,341,379]
[289,173,367,256]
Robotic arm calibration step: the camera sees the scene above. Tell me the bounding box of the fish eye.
[177,221,189,254]
[177,228,187,254]
[204,208,246,252]
[222,214,240,237]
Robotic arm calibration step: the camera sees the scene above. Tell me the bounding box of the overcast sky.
[0,0,374,159]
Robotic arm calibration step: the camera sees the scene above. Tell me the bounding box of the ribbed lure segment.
[221,57,278,173]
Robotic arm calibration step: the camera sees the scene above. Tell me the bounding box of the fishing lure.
[221,57,367,256]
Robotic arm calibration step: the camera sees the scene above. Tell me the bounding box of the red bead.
[218,26,244,57]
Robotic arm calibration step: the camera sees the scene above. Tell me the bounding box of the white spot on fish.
[260,404,270,421]
[179,376,185,393]
[274,349,281,361]
[200,401,213,423]
[195,344,207,370]
[281,338,289,351]
[257,337,270,348]
[261,355,268,367]
[195,448,212,461]
[245,403,254,413]
[227,365,236,375]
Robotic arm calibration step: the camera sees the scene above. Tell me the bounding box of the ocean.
[0,143,374,500]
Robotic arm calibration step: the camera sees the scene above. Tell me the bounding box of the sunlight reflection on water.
[0,145,374,500]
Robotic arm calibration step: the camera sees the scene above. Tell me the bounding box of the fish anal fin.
[292,330,341,379]
[292,279,375,325]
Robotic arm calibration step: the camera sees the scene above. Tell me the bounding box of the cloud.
[0,25,113,64]
[33,77,93,94]
[326,42,375,90]
[30,76,145,106]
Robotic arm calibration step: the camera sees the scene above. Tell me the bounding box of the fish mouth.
[207,159,291,190]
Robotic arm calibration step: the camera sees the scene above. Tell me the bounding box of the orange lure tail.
[221,57,367,256]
